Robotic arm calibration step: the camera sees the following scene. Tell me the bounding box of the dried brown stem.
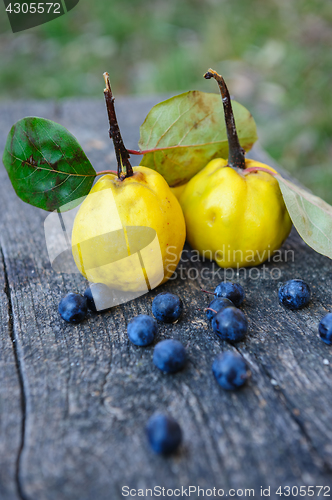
[204,307,217,314]
[204,69,246,170]
[103,72,133,179]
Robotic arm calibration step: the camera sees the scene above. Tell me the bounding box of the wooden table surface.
[0,97,332,500]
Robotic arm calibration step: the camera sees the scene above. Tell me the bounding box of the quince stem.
[103,72,134,180]
[96,170,118,176]
[204,307,217,314]
[244,166,276,176]
[204,69,246,170]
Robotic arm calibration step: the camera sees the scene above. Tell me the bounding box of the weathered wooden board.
[0,97,331,500]
[0,246,23,500]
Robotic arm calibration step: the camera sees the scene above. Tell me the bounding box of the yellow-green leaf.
[276,175,332,259]
[138,91,258,186]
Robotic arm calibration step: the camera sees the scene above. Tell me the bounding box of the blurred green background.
[0,0,331,200]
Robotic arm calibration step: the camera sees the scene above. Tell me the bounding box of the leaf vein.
[178,111,215,145]
[39,122,81,175]
[8,152,95,177]
[155,101,198,148]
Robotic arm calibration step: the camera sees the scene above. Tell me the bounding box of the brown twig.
[200,288,214,295]
[204,307,217,314]
[103,72,133,179]
[204,69,246,170]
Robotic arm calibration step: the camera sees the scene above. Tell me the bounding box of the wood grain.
[0,248,22,500]
[0,97,331,499]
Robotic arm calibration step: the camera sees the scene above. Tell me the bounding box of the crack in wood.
[256,357,332,475]
[0,246,30,500]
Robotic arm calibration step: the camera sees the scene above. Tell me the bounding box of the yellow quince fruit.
[71,73,185,292]
[177,69,292,268]
[170,183,187,201]
[72,167,186,292]
[179,158,291,267]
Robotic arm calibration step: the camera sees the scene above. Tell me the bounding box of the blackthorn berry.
[214,282,245,307]
[212,351,249,390]
[152,293,183,323]
[58,293,87,323]
[211,307,247,343]
[84,283,114,312]
[127,315,157,346]
[278,279,311,310]
[146,414,182,454]
[153,339,186,373]
[206,297,233,321]
[319,313,332,345]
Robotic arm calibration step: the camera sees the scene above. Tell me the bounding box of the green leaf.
[276,175,332,259]
[2,117,96,212]
[138,91,258,186]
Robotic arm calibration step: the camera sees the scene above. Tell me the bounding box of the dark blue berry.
[84,283,114,312]
[278,279,311,310]
[58,293,87,323]
[146,414,182,454]
[212,351,249,390]
[211,307,247,343]
[214,282,245,307]
[319,313,332,345]
[206,297,234,321]
[127,315,157,346]
[153,339,186,373]
[152,293,183,323]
